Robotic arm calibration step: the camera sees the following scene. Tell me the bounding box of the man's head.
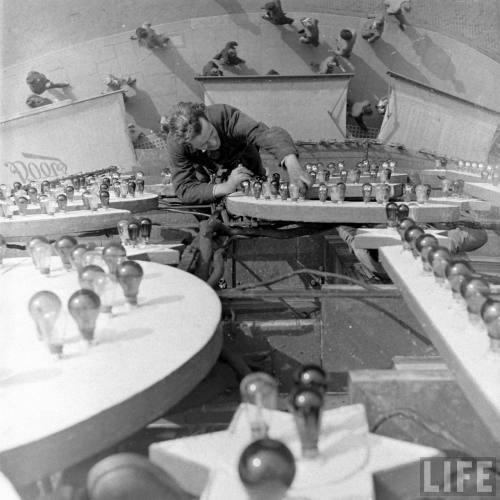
[166,102,220,151]
[26,71,39,84]
[340,29,353,40]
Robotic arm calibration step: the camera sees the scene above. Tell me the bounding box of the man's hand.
[282,154,313,190]
[213,164,253,198]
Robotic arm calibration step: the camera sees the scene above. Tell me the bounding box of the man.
[201,60,224,77]
[349,100,373,132]
[214,41,245,66]
[26,71,70,95]
[261,0,294,25]
[361,12,385,44]
[298,17,320,47]
[330,28,357,58]
[165,102,312,204]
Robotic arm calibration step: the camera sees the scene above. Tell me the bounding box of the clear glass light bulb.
[56,193,68,212]
[32,241,53,275]
[79,265,106,291]
[103,242,127,275]
[81,249,107,270]
[136,179,145,195]
[93,273,119,314]
[28,291,62,354]
[65,185,75,202]
[240,372,279,440]
[293,364,327,395]
[290,386,324,459]
[16,196,29,216]
[99,190,110,209]
[116,260,144,305]
[55,235,77,270]
[238,438,296,500]
[70,244,92,273]
[117,220,130,246]
[68,289,101,343]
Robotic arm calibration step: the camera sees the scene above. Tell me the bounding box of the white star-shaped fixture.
[150,404,441,499]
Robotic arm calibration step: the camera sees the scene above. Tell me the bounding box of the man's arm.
[220,104,312,188]
[168,139,216,204]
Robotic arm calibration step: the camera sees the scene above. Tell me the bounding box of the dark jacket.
[167,104,298,204]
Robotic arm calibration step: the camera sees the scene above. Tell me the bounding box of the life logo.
[4,152,68,183]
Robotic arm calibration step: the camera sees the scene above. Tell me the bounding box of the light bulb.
[461,278,490,322]
[17,196,29,216]
[56,193,68,212]
[120,180,128,198]
[81,249,107,270]
[240,372,278,440]
[414,233,438,260]
[253,180,263,200]
[238,438,296,500]
[331,182,346,203]
[28,290,62,354]
[0,184,9,200]
[93,273,119,313]
[116,260,144,305]
[262,181,272,200]
[290,386,324,459]
[445,261,474,299]
[139,218,152,244]
[429,246,452,284]
[55,235,77,270]
[127,221,140,246]
[270,179,279,198]
[339,169,348,183]
[70,243,93,273]
[103,242,127,275]
[362,183,372,203]
[136,179,145,195]
[416,184,429,204]
[375,183,390,204]
[318,183,328,203]
[481,300,500,352]
[385,202,398,228]
[32,241,53,275]
[117,220,130,246]
[79,265,106,291]
[379,167,392,183]
[81,190,91,210]
[289,182,299,202]
[68,289,101,343]
[88,193,99,211]
[65,185,75,202]
[112,181,121,198]
[397,218,416,243]
[0,234,6,265]
[128,180,136,198]
[397,204,410,222]
[135,170,145,181]
[293,365,327,395]
[99,190,110,209]
[403,226,424,255]
[279,181,289,201]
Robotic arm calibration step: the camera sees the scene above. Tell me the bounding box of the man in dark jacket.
[26,71,70,95]
[165,102,312,204]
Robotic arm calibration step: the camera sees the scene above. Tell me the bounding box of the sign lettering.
[3,152,68,183]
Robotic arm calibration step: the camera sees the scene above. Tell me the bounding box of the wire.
[232,268,377,291]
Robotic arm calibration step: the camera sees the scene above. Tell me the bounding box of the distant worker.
[131,23,169,49]
[202,61,224,76]
[330,28,357,58]
[26,94,53,108]
[165,102,312,204]
[361,12,385,43]
[266,69,280,75]
[349,100,373,132]
[261,0,294,25]
[25,71,70,95]
[317,55,340,74]
[384,0,411,30]
[298,17,320,47]
[214,41,245,66]
[375,96,389,116]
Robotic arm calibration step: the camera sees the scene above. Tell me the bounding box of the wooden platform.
[379,246,500,442]
[0,208,130,241]
[353,228,450,250]
[226,195,460,223]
